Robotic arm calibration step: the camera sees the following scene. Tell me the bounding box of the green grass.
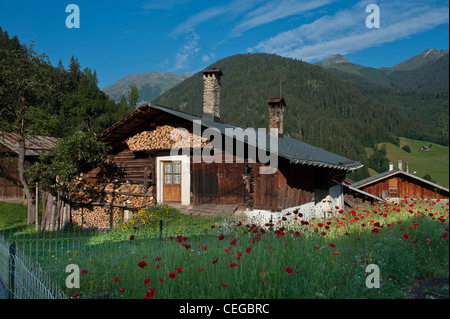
[366,137,449,188]
[0,201,28,231]
[1,200,448,299]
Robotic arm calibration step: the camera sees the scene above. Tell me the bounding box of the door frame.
[156,155,190,205]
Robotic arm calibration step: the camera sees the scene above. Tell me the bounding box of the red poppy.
[230,238,237,245]
[333,251,339,256]
[294,231,301,237]
[328,243,336,249]
[229,262,238,267]
[372,228,379,233]
[211,258,219,264]
[158,278,165,283]
[80,269,88,274]
[245,246,252,253]
[71,292,79,298]
[154,256,161,261]
[236,251,243,259]
[143,277,151,285]
[443,233,449,239]
[143,288,155,299]
[285,266,293,275]
[118,287,125,293]
[168,272,177,279]
[156,264,164,269]
[138,261,148,268]
[175,267,184,273]
[411,240,417,244]
[129,235,135,240]
[402,234,410,240]
[197,268,204,272]
[218,235,225,241]
[111,276,120,282]
[314,246,320,250]
[220,283,228,287]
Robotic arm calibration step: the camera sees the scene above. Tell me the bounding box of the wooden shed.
[0,132,58,202]
[68,69,363,229]
[349,168,449,201]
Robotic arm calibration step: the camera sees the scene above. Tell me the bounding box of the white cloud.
[252,0,449,62]
[231,0,338,36]
[174,31,201,70]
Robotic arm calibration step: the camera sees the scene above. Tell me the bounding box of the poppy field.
[10,199,449,299]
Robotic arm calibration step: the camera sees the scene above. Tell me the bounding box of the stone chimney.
[389,162,394,171]
[202,68,223,121]
[267,97,285,135]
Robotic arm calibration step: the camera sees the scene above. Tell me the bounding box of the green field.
[367,137,449,188]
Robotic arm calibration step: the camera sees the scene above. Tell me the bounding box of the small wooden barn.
[69,69,363,229]
[349,168,449,201]
[0,132,58,202]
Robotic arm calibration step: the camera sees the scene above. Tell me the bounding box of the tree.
[0,41,58,224]
[26,131,110,230]
[127,83,139,108]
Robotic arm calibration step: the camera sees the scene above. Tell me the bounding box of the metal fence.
[0,234,67,299]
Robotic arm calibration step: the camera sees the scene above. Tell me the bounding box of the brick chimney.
[267,97,285,134]
[202,68,223,121]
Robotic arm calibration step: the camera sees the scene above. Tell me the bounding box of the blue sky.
[0,0,448,89]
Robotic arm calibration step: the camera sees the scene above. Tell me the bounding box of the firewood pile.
[125,124,209,151]
[69,179,154,229]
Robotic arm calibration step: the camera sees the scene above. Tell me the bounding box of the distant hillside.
[102,71,192,104]
[315,49,449,92]
[315,49,449,145]
[152,53,445,181]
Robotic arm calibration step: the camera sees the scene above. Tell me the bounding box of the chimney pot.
[202,68,223,121]
[398,159,402,171]
[389,162,393,171]
[267,97,285,135]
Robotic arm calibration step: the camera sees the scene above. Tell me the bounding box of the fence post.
[159,219,163,240]
[8,242,16,299]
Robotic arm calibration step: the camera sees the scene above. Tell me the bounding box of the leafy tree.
[26,131,110,230]
[0,40,58,224]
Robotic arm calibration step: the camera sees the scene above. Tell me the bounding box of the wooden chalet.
[70,69,363,229]
[349,167,449,202]
[0,132,58,201]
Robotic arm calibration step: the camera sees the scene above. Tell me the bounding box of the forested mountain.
[152,53,447,180]
[315,48,449,92]
[102,71,191,104]
[0,26,134,138]
[316,49,449,146]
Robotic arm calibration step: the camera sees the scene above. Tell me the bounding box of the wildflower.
[175,267,184,273]
[154,256,161,261]
[80,270,88,275]
[211,258,219,264]
[129,235,135,240]
[118,287,125,293]
[143,288,155,299]
[230,238,237,245]
[236,251,243,259]
[158,278,165,283]
[411,240,417,244]
[285,267,293,275]
[443,233,449,239]
[143,278,151,285]
[71,292,79,298]
[220,283,228,287]
[229,262,238,267]
[218,235,225,241]
[168,272,177,279]
[112,276,120,282]
[245,246,252,253]
[402,234,410,240]
[328,243,336,249]
[197,268,204,272]
[333,251,339,256]
[138,261,148,269]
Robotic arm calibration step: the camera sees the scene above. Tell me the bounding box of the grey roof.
[351,169,449,193]
[151,104,362,171]
[0,132,58,156]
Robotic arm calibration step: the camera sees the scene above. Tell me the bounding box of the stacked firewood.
[69,179,154,229]
[125,125,209,151]
[71,206,123,230]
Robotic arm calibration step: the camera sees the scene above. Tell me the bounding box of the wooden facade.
[351,169,449,200]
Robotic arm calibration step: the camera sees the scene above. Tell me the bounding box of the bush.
[402,145,411,153]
